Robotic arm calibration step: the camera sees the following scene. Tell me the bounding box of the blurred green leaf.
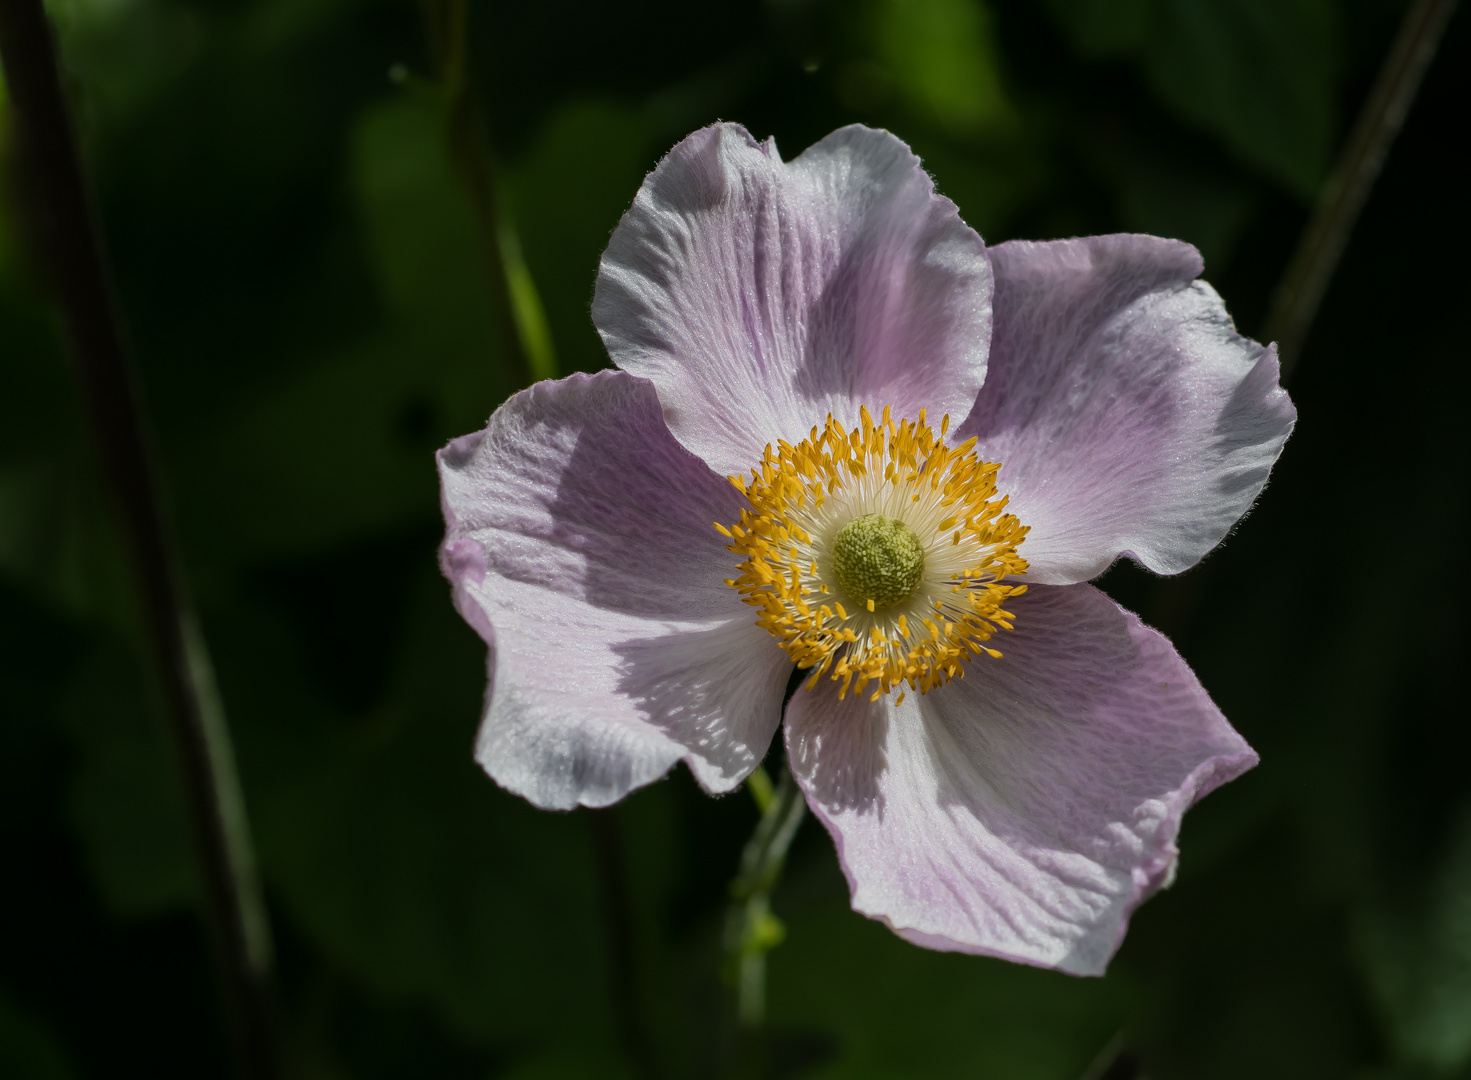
[1360,804,1471,1073]
[837,0,1015,138]
[183,334,460,561]
[171,92,513,564]
[1045,0,1341,198]
[353,94,504,362]
[0,255,123,623]
[45,0,206,126]
[53,635,197,917]
[0,293,146,639]
[0,456,142,636]
[1098,133,1257,273]
[1144,0,1339,199]
[507,99,655,376]
[903,134,1043,243]
[871,0,1014,136]
[241,0,363,54]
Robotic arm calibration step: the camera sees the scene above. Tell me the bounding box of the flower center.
[714,405,1029,704]
[830,514,925,612]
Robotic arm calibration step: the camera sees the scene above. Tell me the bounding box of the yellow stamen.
[714,406,1029,700]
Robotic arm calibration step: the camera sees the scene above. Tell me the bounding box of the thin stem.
[1075,1031,1141,1080]
[1263,0,1461,377]
[420,0,556,385]
[0,2,278,1077]
[723,764,806,1073]
[1148,0,1458,643]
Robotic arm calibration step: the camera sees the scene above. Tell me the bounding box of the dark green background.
[2,0,1467,1075]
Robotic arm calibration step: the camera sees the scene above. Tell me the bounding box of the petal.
[955,235,1295,584]
[438,370,791,809]
[592,122,993,478]
[784,582,1255,975]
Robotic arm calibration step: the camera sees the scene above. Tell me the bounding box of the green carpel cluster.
[830,514,925,612]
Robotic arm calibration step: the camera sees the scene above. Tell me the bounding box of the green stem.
[1263,0,1460,376]
[0,2,278,1075]
[724,764,806,1045]
[420,0,556,385]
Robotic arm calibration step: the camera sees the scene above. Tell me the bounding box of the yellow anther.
[716,404,1029,702]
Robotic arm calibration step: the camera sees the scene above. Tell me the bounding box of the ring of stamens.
[715,405,1029,704]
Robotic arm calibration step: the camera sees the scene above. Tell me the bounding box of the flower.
[437,123,1295,975]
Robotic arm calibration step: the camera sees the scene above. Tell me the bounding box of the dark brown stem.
[588,809,660,1078]
[0,3,279,1077]
[1263,0,1461,377]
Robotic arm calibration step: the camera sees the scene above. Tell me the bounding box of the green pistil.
[830,514,925,612]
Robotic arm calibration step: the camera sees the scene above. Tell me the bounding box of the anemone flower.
[437,123,1295,975]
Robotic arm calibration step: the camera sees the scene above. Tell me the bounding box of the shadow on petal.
[613,617,791,793]
[785,686,890,815]
[541,380,746,620]
[784,583,1255,973]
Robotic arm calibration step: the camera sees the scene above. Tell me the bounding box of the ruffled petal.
[438,370,791,809]
[593,122,993,478]
[784,582,1254,975]
[955,235,1295,584]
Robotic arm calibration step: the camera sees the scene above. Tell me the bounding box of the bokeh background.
[2,0,1468,1076]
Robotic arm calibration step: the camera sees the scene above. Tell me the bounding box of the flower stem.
[419,0,557,385]
[0,2,278,1076]
[723,764,806,1070]
[1152,0,1459,647]
[1264,0,1461,377]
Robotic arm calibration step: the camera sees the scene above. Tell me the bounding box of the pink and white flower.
[437,123,1295,974]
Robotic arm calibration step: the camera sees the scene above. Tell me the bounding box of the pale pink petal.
[438,370,790,809]
[957,235,1295,584]
[593,122,993,478]
[785,582,1255,975]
